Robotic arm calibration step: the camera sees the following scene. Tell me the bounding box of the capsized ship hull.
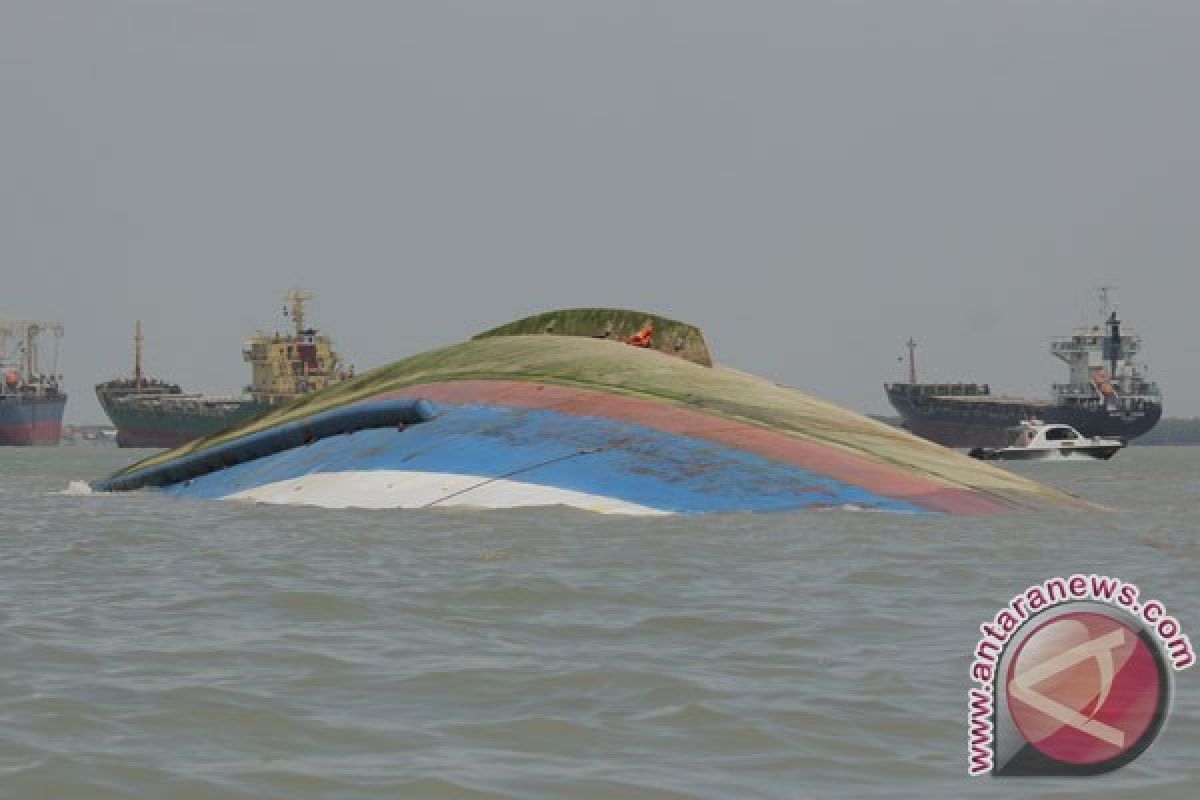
[95,311,1092,515]
[0,393,66,446]
[146,388,937,513]
[885,384,1162,449]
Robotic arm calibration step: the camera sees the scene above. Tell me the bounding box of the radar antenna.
[1098,285,1118,319]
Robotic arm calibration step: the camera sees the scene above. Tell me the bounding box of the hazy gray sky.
[3,1,1198,422]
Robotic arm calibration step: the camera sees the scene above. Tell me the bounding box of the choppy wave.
[0,447,1197,798]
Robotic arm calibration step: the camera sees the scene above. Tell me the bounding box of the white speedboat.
[968,420,1124,461]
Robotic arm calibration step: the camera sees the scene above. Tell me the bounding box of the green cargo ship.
[96,291,351,448]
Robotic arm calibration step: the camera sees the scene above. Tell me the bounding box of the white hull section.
[224,469,672,515]
[1011,449,1118,462]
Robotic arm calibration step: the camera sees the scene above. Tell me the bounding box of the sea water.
[0,446,1197,798]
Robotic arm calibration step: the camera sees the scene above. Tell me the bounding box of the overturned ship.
[94,309,1089,515]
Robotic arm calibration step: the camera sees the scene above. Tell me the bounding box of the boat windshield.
[1007,427,1036,447]
[1043,426,1080,441]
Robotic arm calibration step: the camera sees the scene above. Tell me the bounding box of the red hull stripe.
[364,380,1019,515]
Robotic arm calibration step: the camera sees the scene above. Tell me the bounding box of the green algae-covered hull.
[97,312,1093,514]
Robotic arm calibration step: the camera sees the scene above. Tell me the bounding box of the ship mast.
[134,320,144,387]
[25,323,40,381]
[1098,286,1120,380]
[286,289,313,335]
[906,337,918,384]
[1098,285,1116,319]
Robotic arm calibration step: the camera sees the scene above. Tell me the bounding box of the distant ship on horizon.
[96,290,353,448]
[0,318,66,446]
[885,288,1163,449]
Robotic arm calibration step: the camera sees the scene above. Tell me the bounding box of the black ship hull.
[885,384,1162,449]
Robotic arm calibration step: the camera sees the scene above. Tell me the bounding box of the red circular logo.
[1006,611,1165,766]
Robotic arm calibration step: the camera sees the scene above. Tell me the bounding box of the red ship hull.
[0,394,67,446]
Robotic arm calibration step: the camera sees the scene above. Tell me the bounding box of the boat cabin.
[1005,421,1086,448]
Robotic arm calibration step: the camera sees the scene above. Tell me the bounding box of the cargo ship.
[0,319,67,446]
[94,307,1093,515]
[885,290,1162,449]
[96,291,351,448]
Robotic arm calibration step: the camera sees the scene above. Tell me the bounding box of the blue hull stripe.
[161,403,926,513]
[93,399,435,492]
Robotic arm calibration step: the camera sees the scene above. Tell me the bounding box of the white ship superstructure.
[1050,288,1161,419]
